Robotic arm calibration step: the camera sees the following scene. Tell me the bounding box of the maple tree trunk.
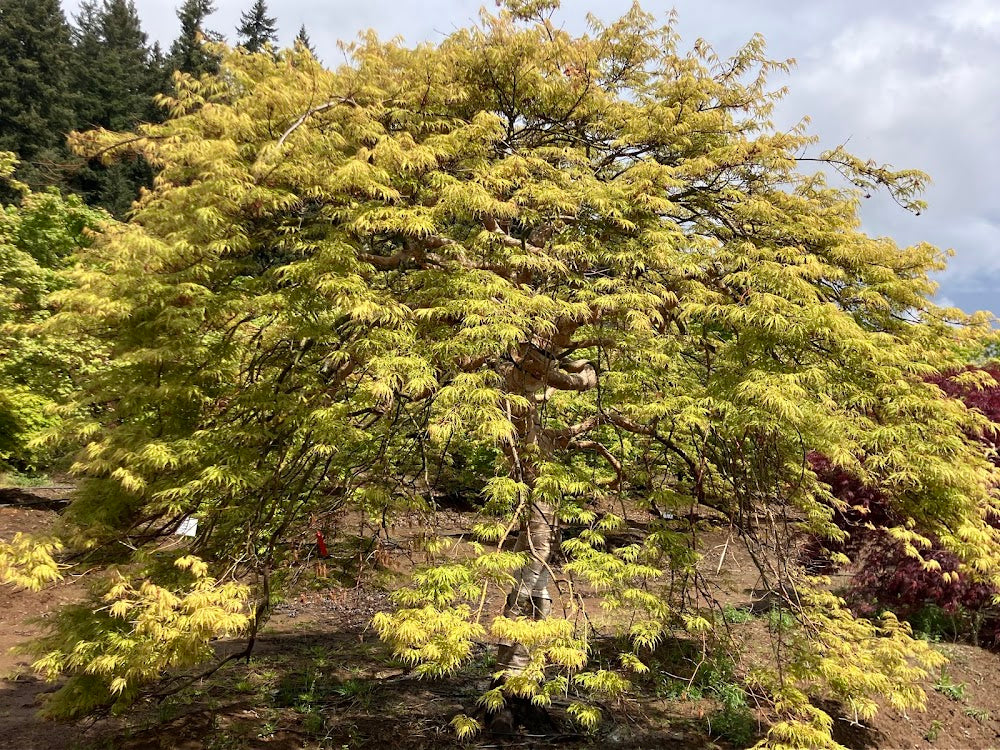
[494,338,588,674]
[497,497,558,673]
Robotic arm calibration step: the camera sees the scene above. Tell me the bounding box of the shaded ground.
[0,494,999,749]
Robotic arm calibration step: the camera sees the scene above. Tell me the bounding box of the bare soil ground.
[0,494,999,750]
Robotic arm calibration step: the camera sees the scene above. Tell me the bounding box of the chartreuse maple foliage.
[1,1,998,745]
[24,555,250,716]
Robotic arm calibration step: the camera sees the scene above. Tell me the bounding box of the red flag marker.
[316,530,329,558]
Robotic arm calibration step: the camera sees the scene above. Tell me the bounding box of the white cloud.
[932,0,1000,35]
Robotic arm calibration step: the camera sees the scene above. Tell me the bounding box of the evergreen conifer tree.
[71,2,105,129]
[168,0,219,77]
[236,0,277,53]
[146,42,171,117]
[294,24,315,56]
[0,0,76,193]
[73,0,154,131]
[70,0,158,215]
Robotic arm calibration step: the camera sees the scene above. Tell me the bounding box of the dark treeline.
[0,0,300,215]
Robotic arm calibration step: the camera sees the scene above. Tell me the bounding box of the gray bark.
[497,498,558,673]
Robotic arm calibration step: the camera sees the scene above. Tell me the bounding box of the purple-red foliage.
[851,544,995,618]
[806,451,895,561]
[810,365,1000,645]
[926,363,1000,464]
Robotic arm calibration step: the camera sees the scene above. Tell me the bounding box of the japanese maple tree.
[3,3,999,747]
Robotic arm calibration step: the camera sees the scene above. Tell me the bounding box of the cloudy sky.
[65,0,1000,314]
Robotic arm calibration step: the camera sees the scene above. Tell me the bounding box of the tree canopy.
[0,0,163,213]
[0,0,75,194]
[0,154,108,471]
[4,3,1000,747]
[69,0,160,215]
[72,0,155,132]
[236,0,277,54]
[168,0,219,77]
[294,23,315,56]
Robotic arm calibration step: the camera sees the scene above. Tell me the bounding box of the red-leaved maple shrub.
[811,365,1000,646]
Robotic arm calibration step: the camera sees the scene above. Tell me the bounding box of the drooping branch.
[604,412,698,471]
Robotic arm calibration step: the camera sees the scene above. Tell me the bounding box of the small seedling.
[924,719,943,742]
[932,671,966,702]
[964,706,990,723]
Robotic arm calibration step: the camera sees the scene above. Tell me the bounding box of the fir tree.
[0,0,76,193]
[168,0,219,77]
[294,23,315,56]
[70,0,158,215]
[236,0,277,53]
[68,5,103,178]
[12,3,1000,745]
[73,0,154,131]
[146,42,171,117]
[70,2,103,122]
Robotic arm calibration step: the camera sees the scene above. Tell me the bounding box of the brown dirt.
[0,500,999,750]
[0,501,102,750]
[858,643,1000,749]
